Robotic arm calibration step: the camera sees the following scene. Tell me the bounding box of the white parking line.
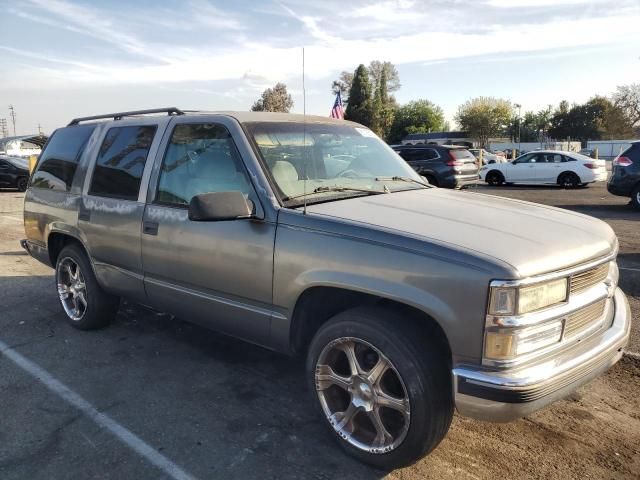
[0,339,197,480]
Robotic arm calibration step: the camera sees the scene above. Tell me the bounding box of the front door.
[141,119,275,346]
[505,153,538,183]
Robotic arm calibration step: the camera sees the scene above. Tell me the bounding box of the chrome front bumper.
[453,287,631,422]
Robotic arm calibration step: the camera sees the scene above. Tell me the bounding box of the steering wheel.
[337,168,366,178]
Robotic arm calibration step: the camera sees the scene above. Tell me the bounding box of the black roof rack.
[68,107,185,126]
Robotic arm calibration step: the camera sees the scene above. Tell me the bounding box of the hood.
[304,188,616,278]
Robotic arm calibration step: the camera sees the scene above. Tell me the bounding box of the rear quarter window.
[31,125,96,191]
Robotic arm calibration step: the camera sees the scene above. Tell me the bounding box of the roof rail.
[68,107,185,126]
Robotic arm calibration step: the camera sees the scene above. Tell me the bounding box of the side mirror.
[188,191,254,221]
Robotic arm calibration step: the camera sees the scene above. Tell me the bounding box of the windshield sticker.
[355,128,377,138]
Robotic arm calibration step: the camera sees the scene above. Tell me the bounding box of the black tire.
[558,172,580,189]
[486,170,504,186]
[631,184,640,211]
[425,175,438,187]
[16,177,28,192]
[55,244,119,330]
[306,306,453,469]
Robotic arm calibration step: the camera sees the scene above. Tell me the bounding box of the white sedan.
[479,150,607,188]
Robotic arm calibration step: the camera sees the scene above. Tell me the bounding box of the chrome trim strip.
[485,283,610,328]
[489,251,616,289]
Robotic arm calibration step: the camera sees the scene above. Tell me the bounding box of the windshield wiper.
[284,186,388,201]
[375,176,430,188]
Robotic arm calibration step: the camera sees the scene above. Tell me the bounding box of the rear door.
[79,120,166,302]
[534,152,564,183]
[140,117,275,345]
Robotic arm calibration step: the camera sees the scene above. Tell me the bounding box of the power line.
[8,105,16,136]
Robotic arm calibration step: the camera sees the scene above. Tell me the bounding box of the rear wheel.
[16,177,28,192]
[55,244,119,330]
[307,307,453,469]
[558,172,580,189]
[631,184,640,211]
[486,170,504,186]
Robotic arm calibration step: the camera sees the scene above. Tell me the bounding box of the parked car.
[392,144,478,188]
[0,155,30,191]
[607,141,640,210]
[469,148,501,165]
[480,150,607,187]
[22,109,630,468]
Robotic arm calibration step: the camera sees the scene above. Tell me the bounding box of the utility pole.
[37,123,43,135]
[0,118,7,138]
[8,105,16,136]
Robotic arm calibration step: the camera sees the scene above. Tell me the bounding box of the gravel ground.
[0,183,638,480]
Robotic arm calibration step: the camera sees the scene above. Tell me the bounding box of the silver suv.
[22,108,630,468]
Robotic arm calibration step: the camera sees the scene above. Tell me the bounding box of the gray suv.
[22,108,630,468]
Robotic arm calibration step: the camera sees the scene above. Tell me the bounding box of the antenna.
[302,47,308,215]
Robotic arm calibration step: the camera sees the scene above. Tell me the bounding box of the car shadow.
[0,274,388,480]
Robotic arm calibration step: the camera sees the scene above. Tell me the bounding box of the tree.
[455,97,513,147]
[251,82,293,113]
[331,60,400,104]
[331,71,354,100]
[370,69,395,139]
[367,61,401,97]
[613,84,640,126]
[549,96,634,141]
[345,64,373,127]
[388,99,445,144]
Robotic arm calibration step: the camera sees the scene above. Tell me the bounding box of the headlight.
[484,320,563,360]
[488,278,568,316]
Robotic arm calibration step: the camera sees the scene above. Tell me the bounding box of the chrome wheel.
[57,257,88,321]
[315,337,410,454]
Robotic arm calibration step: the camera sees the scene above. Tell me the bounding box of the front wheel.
[486,170,504,186]
[307,307,453,469]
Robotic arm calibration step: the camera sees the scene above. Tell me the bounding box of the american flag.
[330,91,345,119]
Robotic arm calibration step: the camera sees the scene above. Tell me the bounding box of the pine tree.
[345,64,373,127]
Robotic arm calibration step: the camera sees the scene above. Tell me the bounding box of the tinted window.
[89,126,156,200]
[514,153,536,164]
[31,125,96,191]
[156,123,252,206]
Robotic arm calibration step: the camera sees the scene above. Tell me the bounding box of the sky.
[0,0,639,135]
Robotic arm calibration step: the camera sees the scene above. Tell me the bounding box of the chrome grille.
[570,263,609,295]
[564,299,606,338]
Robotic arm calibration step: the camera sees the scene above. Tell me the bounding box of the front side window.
[156,123,253,206]
[245,122,425,206]
[514,153,536,164]
[31,125,96,191]
[89,126,157,200]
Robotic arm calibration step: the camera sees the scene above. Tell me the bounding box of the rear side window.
[31,125,96,191]
[89,126,157,200]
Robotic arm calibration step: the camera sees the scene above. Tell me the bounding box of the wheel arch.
[47,231,99,281]
[289,286,452,365]
[556,170,580,184]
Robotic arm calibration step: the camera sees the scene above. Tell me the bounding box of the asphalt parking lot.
[1,183,638,480]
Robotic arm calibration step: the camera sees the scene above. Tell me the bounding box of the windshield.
[245,122,427,206]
